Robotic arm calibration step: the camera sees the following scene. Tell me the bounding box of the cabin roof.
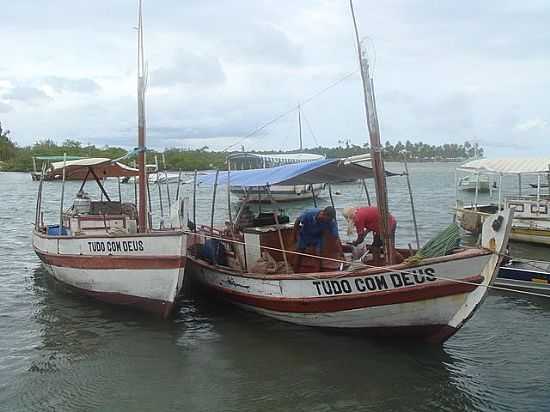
[458,158,550,175]
[197,157,395,187]
[49,157,139,178]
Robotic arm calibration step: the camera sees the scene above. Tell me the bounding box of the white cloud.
[2,86,51,104]
[0,101,13,113]
[43,76,101,94]
[514,118,548,132]
[0,0,549,156]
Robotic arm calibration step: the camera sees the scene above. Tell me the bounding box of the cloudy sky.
[1,0,548,156]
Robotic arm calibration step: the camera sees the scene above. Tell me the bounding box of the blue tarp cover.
[197,158,389,187]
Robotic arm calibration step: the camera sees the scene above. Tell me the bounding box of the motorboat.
[497,259,550,295]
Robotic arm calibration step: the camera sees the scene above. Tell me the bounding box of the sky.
[0,0,549,157]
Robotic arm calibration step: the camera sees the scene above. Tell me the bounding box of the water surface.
[1,163,549,411]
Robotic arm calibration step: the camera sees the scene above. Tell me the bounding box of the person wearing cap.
[342,206,400,263]
[293,206,339,272]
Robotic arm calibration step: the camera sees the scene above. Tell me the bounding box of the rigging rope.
[222,69,359,152]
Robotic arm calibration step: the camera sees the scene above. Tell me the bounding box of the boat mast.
[137,0,147,232]
[298,104,303,151]
[349,0,393,264]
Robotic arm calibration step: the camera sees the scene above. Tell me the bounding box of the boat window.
[507,202,524,212]
[531,204,548,214]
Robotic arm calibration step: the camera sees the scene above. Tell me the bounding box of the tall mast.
[349,0,393,264]
[137,0,147,232]
[298,104,303,151]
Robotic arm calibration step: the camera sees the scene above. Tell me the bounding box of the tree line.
[0,122,482,172]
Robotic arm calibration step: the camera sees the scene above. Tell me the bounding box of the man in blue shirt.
[293,206,339,272]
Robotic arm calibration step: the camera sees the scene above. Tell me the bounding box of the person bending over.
[293,206,339,272]
[342,206,402,263]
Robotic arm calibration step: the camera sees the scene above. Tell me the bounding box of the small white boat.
[458,174,491,192]
[228,153,325,203]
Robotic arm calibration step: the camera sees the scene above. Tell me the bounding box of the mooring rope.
[186,229,550,299]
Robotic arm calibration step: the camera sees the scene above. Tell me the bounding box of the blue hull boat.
[497,259,550,295]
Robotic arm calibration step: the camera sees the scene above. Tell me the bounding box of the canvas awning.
[34,155,83,161]
[457,158,550,175]
[49,157,139,178]
[197,158,395,187]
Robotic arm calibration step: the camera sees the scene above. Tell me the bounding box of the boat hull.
[496,260,550,295]
[186,251,494,343]
[230,184,324,203]
[33,231,187,318]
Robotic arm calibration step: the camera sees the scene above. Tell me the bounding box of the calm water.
[1,163,550,412]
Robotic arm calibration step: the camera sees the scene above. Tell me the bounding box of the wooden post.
[311,185,318,208]
[59,153,67,234]
[35,163,46,227]
[267,186,289,273]
[227,162,233,226]
[133,160,138,205]
[210,170,219,233]
[361,179,371,206]
[117,176,122,202]
[328,184,335,209]
[175,170,182,201]
[192,170,197,232]
[402,153,420,249]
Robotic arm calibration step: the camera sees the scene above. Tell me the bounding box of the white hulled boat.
[31,1,187,317]
[184,2,514,343]
[228,153,325,202]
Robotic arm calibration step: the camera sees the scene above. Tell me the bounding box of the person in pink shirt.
[342,206,400,263]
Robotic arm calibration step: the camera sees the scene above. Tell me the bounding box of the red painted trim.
[36,251,186,270]
[196,273,482,313]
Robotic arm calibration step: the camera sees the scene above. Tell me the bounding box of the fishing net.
[406,223,461,264]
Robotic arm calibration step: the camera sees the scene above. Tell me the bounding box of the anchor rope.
[186,229,550,299]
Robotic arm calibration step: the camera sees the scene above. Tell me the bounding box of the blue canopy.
[197,158,394,187]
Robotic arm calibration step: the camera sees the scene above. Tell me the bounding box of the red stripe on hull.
[195,274,482,313]
[36,251,186,270]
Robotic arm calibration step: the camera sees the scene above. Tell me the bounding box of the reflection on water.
[1,167,550,411]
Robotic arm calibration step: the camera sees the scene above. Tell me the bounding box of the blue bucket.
[47,225,68,236]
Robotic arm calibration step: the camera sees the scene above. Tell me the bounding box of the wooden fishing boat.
[185,159,513,342]
[184,1,514,342]
[31,1,187,317]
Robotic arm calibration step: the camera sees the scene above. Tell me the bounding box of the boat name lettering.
[312,268,437,296]
[87,240,144,253]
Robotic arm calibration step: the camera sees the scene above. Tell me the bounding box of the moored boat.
[497,259,550,295]
[228,152,325,202]
[184,1,514,342]
[31,1,187,317]
[455,157,550,244]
